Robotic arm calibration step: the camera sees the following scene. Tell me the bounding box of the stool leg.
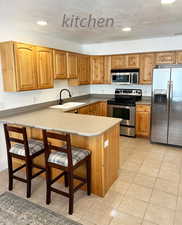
[86,156,91,195]
[64,172,68,187]
[68,171,74,215]
[46,166,51,204]
[8,155,13,191]
[26,159,32,198]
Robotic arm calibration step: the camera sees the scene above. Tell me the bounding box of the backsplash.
[90,84,152,96]
[0,76,90,111]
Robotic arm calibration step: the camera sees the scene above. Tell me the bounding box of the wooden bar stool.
[3,124,46,198]
[42,129,91,215]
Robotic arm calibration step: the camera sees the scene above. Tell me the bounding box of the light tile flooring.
[1,137,182,225]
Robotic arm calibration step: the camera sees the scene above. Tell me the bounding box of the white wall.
[82,35,182,55]
[90,84,151,96]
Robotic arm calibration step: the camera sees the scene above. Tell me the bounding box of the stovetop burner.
[107,88,142,106]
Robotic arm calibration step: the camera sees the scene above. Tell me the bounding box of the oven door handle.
[108,104,135,109]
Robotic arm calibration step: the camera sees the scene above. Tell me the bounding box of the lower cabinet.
[136,104,151,137]
[78,102,107,116]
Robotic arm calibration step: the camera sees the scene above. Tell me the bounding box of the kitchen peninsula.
[0,107,121,197]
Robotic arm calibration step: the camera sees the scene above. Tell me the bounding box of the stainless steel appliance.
[151,65,182,146]
[111,69,139,85]
[108,89,142,137]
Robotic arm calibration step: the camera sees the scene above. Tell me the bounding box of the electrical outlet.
[104,139,109,148]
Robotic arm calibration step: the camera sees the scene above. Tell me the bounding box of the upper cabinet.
[104,56,112,84]
[36,47,53,89]
[0,41,54,92]
[111,54,139,69]
[111,55,126,69]
[77,54,90,85]
[155,52,176,64]
[53,49,67,79]
[126,54,140,68]
[176,51,182,64]
[90,56,105,84]
[67,53,78,79]
[14,43,37,91]
[140,53,155,84]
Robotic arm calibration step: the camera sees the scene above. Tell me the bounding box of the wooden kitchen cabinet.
[90,56,105,84]
[0,42,37,91]
[78,105,90,114]
[0,41,54,91]
[140,53,155,84]
[126,54,140,68]
[104,56,112,84]
[136,104,151,137]
[53,49,67,79]
[155,52,176,65]
[111,55,126,69]
[67,53,78,79]
[36,47,53,89]
[14,43,37,91]
[78,54,90,85]
[78,102,107,116]
[111,54,139,69]
[176,51,182,63]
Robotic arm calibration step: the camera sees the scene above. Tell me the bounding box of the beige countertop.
[0,108,121,137]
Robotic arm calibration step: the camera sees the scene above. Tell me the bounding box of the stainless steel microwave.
[111,69,139,85]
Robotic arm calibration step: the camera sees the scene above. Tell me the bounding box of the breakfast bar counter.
[1,108,121,197]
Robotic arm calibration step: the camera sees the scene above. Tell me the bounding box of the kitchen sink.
[50,102,85,110]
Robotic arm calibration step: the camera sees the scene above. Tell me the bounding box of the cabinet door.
[78,55,90,85]
[67,53,77,79]
[136,105,151,137]
[90,56,104,84]
[14,43,37,91]
[126,54,140,68]
[53,50,67,79]
[78,105,90,114]
[104,56,111,84]
[140,54,155,84]
[111,55,126,69]
[176,51,182,64]
[36,47,53,89]
[155,52,176,64]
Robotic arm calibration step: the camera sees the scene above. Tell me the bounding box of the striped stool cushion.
[9,139,44,156]
[48,146,90,167]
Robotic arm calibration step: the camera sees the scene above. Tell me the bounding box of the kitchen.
[0,0,182,225]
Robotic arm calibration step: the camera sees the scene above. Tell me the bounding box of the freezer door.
[168,68,182,146]
[151,68,171,144]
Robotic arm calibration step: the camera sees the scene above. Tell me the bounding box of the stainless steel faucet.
[59,89,72,105]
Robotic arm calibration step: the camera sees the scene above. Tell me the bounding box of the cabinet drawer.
[136,105,151,112]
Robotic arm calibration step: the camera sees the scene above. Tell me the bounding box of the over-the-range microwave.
[111,69,139,85]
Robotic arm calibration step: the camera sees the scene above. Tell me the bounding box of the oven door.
[112,73,131,84]
[108,104,135,126]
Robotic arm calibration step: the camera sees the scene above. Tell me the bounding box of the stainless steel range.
[107,89,142,137]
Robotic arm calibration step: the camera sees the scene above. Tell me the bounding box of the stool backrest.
[3,123,30,157]
[42,129,73,168]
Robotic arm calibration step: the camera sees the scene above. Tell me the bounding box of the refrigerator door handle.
[167,81,171,112]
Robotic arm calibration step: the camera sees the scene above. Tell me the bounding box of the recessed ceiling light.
[161,0,176,4]
[122,27,131,32]
[37,20,48,26]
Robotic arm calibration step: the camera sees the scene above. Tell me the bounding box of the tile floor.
[1,137,182,225]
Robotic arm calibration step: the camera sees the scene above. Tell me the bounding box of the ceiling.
[0,0,182,44]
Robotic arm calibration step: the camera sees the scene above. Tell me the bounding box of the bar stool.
[3,124,46,198]
[42,129,91,215]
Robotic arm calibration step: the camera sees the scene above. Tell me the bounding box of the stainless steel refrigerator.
[151,65,182,146]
